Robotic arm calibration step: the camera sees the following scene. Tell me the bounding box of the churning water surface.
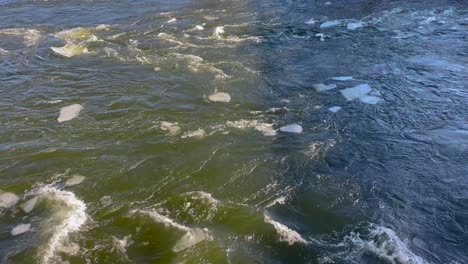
[0,0,467,263]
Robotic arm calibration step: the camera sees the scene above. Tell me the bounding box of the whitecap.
[211,26,225,39]
[57,104,83,123]
[264,213,308,245]
[305,18,316,25]
[0,192,19,208]
[137,210,211,252]
[279,124,303,133]
[345,224,426,264]
[208,92,231,103]
[166,18,177,23]
[191,25,204,31]
[182,129,205,139]
[51,44,88,58]
[313,83,337,92]
[33,186,87,263]
[11,223,31,236]
[328,106,342,113]
[340,84,372,101]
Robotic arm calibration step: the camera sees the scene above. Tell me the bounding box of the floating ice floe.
[51,44,88,58]
[65,175,86,187]
[359,95,381,105]
[332,76,353,81]
[313,83,336,92]
[305,18,316,25]
[208,92,231,103]
[328,106,342,113]
[182,129,205,139]
[264,213,308,245]
[57,104,83,123]
[227,120,277,136]
[20,196,39,213]
[0,192,19,208]
[340,84,372,101]
[347,22,363,30]
[279,124,303,134]
[11,223,31,236]
[320,20,341,28]
[160,121,181,135]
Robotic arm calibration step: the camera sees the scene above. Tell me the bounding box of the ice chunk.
[313,83,336,92]
[279,124,303,133]
[315,33,326,41]
[51,44,87,58]
[360,96,382,105]
[0,192,19,208]
[305,18,316,25]
[332,76,353,81]
[167,18,177,23]
[160,121,181,135]
[208,92,231,103]
[11,223,31,236]
[153,67,161,72]
[57,104,83,123]
[320,20,341,28]
[65,175,86,187]
[347,22,363,30]
[182,129,205,139]
[328,106,342,112]
[340,84,372,101]
[20,197,39,213]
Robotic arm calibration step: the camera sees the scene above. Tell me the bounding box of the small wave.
[32,186,87,263]
[264,213,308,245]
[0,28,40,46]
[344,224,427,264]
[135,210,212,252]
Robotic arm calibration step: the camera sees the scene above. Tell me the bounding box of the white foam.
[265,196,287,208]
[359,95,382,105]
[160,121,181,135]
[33,186,87,263]
[0,192,19,208]
[57,104,83,123]
[56,242,80,256]
[166,18,177,23]
[65,175,86,187]
[313,83,337,92]
[279,124,303,133]
[138,210,211,252]
[315,33,327,41]
[264,213,308,245]
[0,28,40,46]
[183,191,219,206]
[208,92,231,103]
[211,26,225,39]
[11,223,31,236]
[347,22,363,30]
[191,25,204,31]
[346,224,426,264]
[305,18,316,25]
[320,20,341,28]
[227,120,277,136]
[328,106,342,113]
[332,76,353,81]
[20,196,39,213]
[47,99,63,104]
[340,84,372,101]
[51,44,88,58]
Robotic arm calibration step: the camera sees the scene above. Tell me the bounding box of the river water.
[0,0,467,263]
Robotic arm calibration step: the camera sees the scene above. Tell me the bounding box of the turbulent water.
[0,0,467,263]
